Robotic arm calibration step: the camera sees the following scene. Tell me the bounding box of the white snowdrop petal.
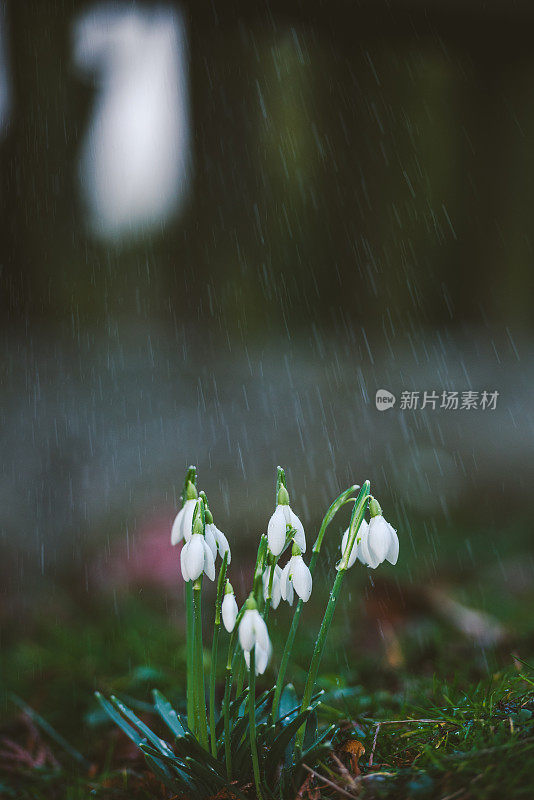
[368,516,390,565]
[286,580,294,605]
[203,539,216,581]
[292,557,312,602]
[171,507,185,545]
[267,505,287,556]
[185,534,206,580]
[341,526,358,569]
[386,524,399,565]
[352,519,369,568]
[271,572,282,609]
[289,509,306,553]
[222,593,238,632]
[254,643,271,675]
[238,610,256,652]
[214,526,231,564]
[279,561,292,602]
[204,525,217,559]
[181,499,196,543]
[180,540,191,581]
[357,523,371,566]
[252,611,271,654]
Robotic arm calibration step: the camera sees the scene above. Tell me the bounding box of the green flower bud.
[244,594,257,611]
[369,497,382,518]
[185,480,198,501]
[277,485,290,505]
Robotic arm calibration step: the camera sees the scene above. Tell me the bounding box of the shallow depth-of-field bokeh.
[1,1,534,797]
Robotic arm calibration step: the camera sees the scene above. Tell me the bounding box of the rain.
[1,1,533,797]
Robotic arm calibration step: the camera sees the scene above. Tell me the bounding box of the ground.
[1,515,534,798]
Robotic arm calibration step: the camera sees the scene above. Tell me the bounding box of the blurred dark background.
[0,0,533,602]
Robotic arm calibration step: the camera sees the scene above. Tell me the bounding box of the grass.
[1,515,534,797]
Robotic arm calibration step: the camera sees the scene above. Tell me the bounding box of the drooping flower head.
[221,580,238,632]
[262,564,283,609]
[280,542,313,603]
[171,479,197,546]
[180,499,216,581]
[267,481,306,557]
[358,498,399,569]
[238,595,272,675]
[340,518,370,569]
[200,492,231,565]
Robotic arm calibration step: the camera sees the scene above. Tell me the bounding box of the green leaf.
[95,692,144,747]
[110,695,174,756]
[152,689,187,738]
[176,733,223,774]
[270,689,324,733]
[267,700,322,768]
[183,756,227,791]
[277,684,298,724]
[300,724,335,763]
[303,709,318,752]
[215,688,249,742]
[143,752,192,793]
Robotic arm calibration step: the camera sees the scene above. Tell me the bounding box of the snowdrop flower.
[358,498,399,569]
[262,564,282,610]
[221,582,238,632]
[171,481,197,545]
[340,519,370,569]
[239,597,272,675]
[181,533,216,581]
[180,510,215,581]
[280,545,312,603]
[244,643,271,676]
[204,511,231,564]
[267,484,306,557]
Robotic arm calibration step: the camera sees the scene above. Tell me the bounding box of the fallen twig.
[302,764,357,799]
[368,723,381,767]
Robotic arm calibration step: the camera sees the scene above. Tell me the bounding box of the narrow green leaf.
[152,689,187,738]
[303,710,318,752]
[95,692,143,747]
[268,701,322,767]
[278,684,298,724]
[110,695,174,756]
[143,752,192,793]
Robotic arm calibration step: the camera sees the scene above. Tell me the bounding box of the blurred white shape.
[0,3,11,136]
[73,3,190,240]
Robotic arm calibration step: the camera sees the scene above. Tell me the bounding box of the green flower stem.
[185,580,196,734]
[223,606,246,780]
[180,467,198,734]
[209,553,228,758]
[233,649,245,700]
[248,648,263,800]
[193,578,209,750]
[223,535,269,777]
[262,561,276,622]
[230,537,269,703]
[270,484,359,722]
[294,481,370,755]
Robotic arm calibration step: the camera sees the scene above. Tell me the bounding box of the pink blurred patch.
[92,510,183,593]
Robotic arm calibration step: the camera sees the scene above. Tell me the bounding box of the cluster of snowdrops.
[97,465,399,800]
